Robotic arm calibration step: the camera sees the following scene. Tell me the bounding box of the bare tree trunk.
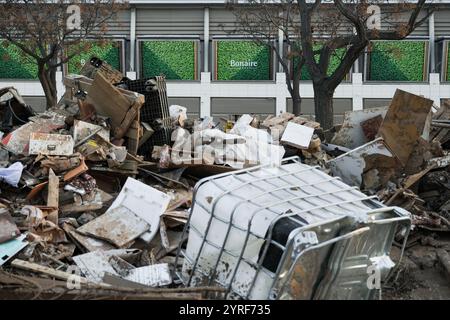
[291,72,301,115]
[292,95,301,116]
[313,83,334,131]
[38,63,57,109]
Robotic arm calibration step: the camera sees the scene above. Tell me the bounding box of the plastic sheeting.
[0,162,24,187]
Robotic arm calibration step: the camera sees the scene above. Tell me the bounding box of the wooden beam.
[11,259,89,284]
[47,169,59,224]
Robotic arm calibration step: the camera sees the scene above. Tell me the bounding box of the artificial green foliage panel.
[293,44,346,80]
[141,41,197,80]
[215,41,271,80]
[369,41,426,81]
[0,41,38,79]
[67,41,121,74]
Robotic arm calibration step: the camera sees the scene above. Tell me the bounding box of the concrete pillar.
[429,73,441,107]
[200,72,211,117]
[429,12,435,73]
[204,7,210,73]
[56,71,64,100]
[352,73,363,110]
[129,7,136,72]
[276,72,287,114]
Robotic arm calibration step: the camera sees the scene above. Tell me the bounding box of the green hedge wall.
[67,41,121,74]
[369,40,427,81]
[141,41,197,80]
[0,41,38,79]
[215,41,271,80]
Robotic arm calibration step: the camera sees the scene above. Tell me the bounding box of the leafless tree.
[0,0,126,109]
[228,1,305,115]
[230,0,431,131]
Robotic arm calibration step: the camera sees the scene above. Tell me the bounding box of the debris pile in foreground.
[0,58,449,300]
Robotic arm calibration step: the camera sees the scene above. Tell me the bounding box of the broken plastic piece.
[0,162,24,187]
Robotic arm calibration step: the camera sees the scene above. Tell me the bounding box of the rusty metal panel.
[379,89,433,165]
[29,133,74,156]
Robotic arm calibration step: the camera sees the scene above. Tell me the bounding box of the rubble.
[0,234,28,266]
[0,87,34,133]
[0,57,449,300]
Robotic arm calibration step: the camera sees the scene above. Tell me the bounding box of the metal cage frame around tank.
[173,156,412,299]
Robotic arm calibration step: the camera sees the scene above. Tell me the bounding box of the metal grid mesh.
[123,76,172,157]
[174,157,410,300]
[123,77,170,124]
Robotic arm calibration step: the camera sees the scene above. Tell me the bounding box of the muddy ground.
[384,232,450,300]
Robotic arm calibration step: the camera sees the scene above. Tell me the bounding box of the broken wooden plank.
[88,72,130,129]
[79,57,124,84]
[114,98,144,139]
[63,75,140,102]
[124,109,142,155]
[11,259,89,284]
[63,158,89,182]
[60,203,103,214]
[47,169,59,224]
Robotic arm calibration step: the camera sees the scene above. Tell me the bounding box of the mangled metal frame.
[174,157,411,300]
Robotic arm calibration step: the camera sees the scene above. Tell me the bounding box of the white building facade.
[1,0,450,123]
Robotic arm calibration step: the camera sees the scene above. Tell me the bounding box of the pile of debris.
[0,57,448,299]
[329,91,450,233]
[0,58,228,299]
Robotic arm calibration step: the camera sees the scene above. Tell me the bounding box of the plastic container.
[175,157,411,300]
